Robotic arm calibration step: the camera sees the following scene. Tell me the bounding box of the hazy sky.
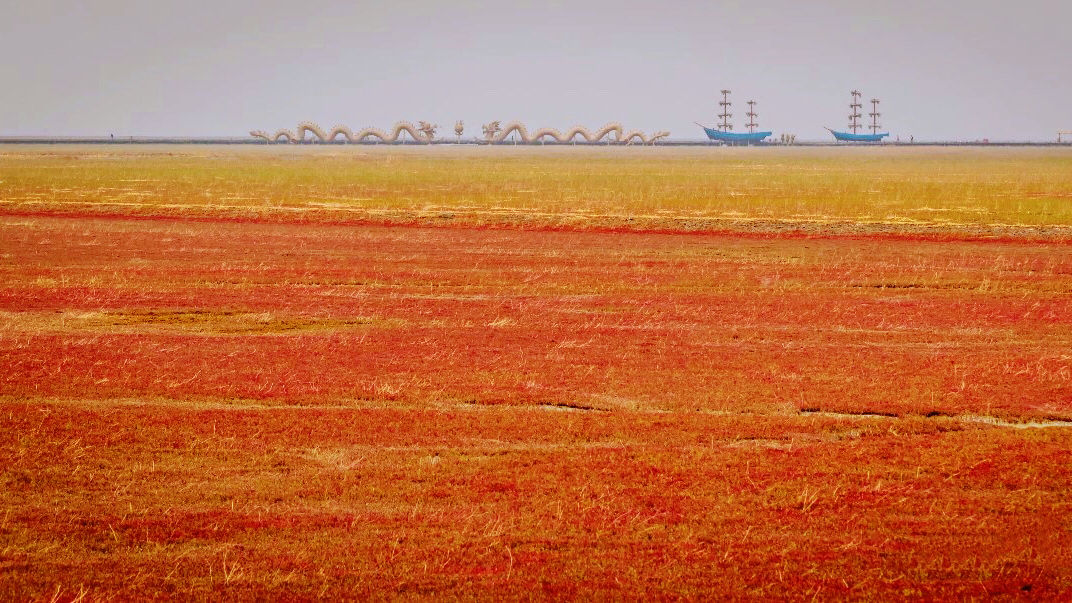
[2,0,1070,140]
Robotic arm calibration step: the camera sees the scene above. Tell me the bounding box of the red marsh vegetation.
[1,147,1071,599]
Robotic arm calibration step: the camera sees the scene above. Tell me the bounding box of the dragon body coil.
[481,121,669,145]
[250,121,438,143]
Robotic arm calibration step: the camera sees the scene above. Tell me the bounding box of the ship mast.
[718,89,733,131]
[746,100,758,133]
[849,90,862,134]
[869,98,881,134]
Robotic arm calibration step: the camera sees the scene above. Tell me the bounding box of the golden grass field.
[2,145,1071,234]
[1,145,1071,599]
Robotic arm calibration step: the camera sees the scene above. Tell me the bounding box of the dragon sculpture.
[250,121,439,143]
[481,121,669,145]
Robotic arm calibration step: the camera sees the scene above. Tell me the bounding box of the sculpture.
[249,120,670,145]
[250,121,438,144]
[417,121,438,141]
[480,121,669,145]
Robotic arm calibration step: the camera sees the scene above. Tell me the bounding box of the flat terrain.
[3,144,1071,234]
[2,146,1071,599]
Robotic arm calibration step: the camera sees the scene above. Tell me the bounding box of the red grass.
[2,214,1069,418]
[2,211,1071,599]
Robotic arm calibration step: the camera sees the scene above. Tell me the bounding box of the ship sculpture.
[696,90,772,144]
[827,91,888,142]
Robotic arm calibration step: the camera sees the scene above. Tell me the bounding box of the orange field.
[2,146,1071,599]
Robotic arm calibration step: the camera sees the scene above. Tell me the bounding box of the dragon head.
[482,121,501,140]
[652,131,670,141]
[417,121,438,139]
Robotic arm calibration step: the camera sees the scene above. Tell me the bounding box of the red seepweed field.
[2,145,1072,599]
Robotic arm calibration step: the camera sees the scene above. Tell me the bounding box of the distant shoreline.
[1,137,1069,147]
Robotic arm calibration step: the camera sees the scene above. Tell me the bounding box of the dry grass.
[1,145,1071,233]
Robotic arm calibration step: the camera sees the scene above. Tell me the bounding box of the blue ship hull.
[827,128,889,142]
[697,124,772,143]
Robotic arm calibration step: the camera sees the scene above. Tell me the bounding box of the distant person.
[910,135,914,144]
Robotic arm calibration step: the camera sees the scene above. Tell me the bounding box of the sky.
[1,0,1070,141]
